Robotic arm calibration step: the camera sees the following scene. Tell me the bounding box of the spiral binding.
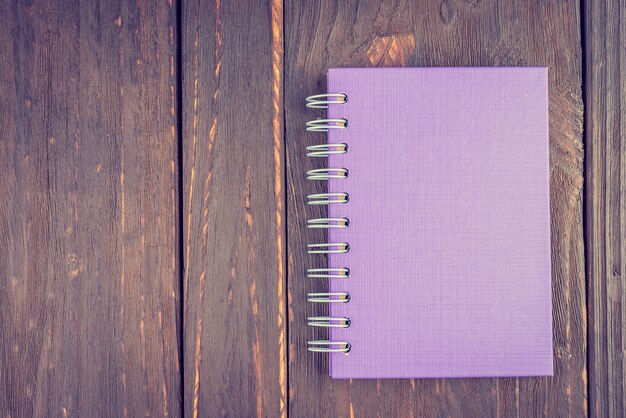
[307,268,350,279]
[306,144,348,157]
[306,118,348,132]
[306,92,351,354]
[307,218,350,229]
[307,168,348,180]
[307,317,351,328]
[307,340,351,353]
[307,193,349,205]
[307,292,351,303]
[307,242,350,254]
[306,93,348,109]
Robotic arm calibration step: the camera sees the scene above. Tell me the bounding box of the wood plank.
[181,0,286,416]
[285,1,586,416]
[585,0,626,416]
[0,1,181,417]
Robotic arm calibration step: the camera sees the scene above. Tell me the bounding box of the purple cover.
[326,68,552,379]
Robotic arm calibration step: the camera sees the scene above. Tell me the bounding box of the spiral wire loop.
[306,143,348,157]
[306,118,348,132]
[307,218,350,229]
[307,242,350,254]
[306,93,348,109]
[307,268,350,279]
[307,317,352,328]
[307,340,351,353]
[307,292,352,303]
[307,168,348,180]
[307,193,349,205]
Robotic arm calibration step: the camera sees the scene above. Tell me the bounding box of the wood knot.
[439,0,456,24]
[555,345,572,360]
[66,253,84,278]
[366,34,416,67]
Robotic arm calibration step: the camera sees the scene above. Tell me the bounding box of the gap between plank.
[176,0,185,416]
[579,0,591,415]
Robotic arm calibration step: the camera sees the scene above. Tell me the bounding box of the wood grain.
[585,0,626,417]
[285,1,586,417]
[181,0,286,416]
[0,0,181,417]
[2,0,620,416]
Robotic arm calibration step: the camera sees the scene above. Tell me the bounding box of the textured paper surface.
[326,67,553,378]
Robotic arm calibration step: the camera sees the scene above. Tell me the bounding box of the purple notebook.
[324,68,552,378]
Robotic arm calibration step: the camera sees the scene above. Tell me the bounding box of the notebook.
[304,67,553,379]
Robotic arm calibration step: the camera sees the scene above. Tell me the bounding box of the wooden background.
[0,0,623,417]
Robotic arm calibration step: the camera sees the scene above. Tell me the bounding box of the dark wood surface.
[0,0,622,417]
[584,1,625,417]
[0,0,181,417]
[181,0,285,416]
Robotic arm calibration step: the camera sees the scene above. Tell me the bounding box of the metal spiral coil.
[306,143,348,157]
[306,118,348,132]
[307,340,351,353]
[307,218,350,229]
[307,193,349,205]
[307,168,348,180]
[307,268,350,279]
[306,93,348,109]
[307,317,351,328]
[307,292,351,303]
[305,92,351,354]
[307,242,350,254]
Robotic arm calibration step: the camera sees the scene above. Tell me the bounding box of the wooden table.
[0,0,622,416]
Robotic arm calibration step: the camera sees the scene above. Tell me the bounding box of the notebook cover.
[326,67,552,379]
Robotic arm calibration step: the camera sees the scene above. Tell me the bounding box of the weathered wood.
[0,1,181,417]
[0,0,607,416]
[285,1,586,416]
[585,0,626,417]
[181,0,286,416]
